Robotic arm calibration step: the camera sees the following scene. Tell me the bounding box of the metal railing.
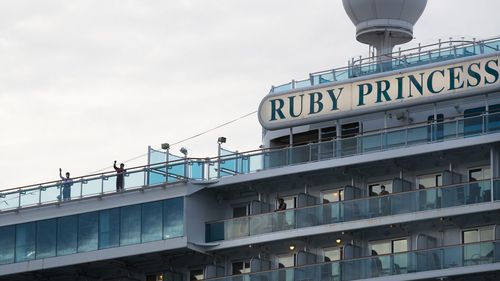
[206,178,498,242]
[1,111,499,212]
[270,37,500,94]
[203,240,500,281]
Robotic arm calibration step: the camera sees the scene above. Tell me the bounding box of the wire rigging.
[85,110,258,175]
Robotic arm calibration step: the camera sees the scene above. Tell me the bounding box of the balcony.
[270,37,500,94]
[202,240,500,281]
[206,179,498,242]
[0,111,499,213]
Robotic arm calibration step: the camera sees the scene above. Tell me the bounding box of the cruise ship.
[1,0,500,280]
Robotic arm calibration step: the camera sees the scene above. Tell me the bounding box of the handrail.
[0,111,498,195]
[201,239,500,281]
[205,178,497,224]
[270,36,500,93]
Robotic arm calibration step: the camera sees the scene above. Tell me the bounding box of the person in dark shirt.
[59,168,73,201]
[114,161,126,192]
[277,198,287,211]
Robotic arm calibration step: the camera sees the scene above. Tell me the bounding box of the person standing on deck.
[114,161,126,192]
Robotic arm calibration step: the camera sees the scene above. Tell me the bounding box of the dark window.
[488,103,500,131]
[321,126,337,141]
[464,106,486,136]
[233,205,249,218]
[427,114,444,141]
[270,135,290,148]
[341,122,359,138]
[292,129,319,145]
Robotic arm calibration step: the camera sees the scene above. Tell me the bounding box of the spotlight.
[335,238,342,244]
[289,245,295,251]
[180,147,188,156]
[218,137,227,144]
[161,143,170,150]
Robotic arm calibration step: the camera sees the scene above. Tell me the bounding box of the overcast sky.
[0,0,499,189]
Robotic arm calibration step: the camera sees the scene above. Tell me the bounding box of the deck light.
[218,137,227,144]
[289,245,295,250]
[180,147,188,156]
[336,238,342,244]
[161,143,170,150]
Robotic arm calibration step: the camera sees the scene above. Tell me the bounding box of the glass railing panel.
[124,169,147,190]
[20,188,40,207]
[416,188,439,211]
[442,120,459,139]
[336,70,349,81]
[273,83,292,93]
[245,153,263,173]
[318,72,334,84]
[102,174,119,193]
[343,199,367,221]
[407,126,428,145]
[1,191,19,211]
[263,149,288,169]
[464,115,484,136]
[440,183,466,208]
[225,217,249,240]
[249,212,273,236]
[220,157,238,177]
[340,137,358,156]
[296,205,321,228]
[80,177,102,198]
[168,162,186,181]
[385,129,406,148]
[322,202,343,224]
[290,145,310,164]
[68,181,81,201]
[40,184,61,205]
[273,209,296,232]
[190,160,205,180]
[295,79,311,88]
[361,133,382,153]
[316,140,335,160]
[488,112,500,132]
[390,192,415,215]
[494,179,500,201]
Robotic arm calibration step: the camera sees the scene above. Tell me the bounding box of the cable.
[85,110,257,175]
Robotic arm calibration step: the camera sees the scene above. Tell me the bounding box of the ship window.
[324,247,342,262]
[462,226,494,266]
[190,269,204,281]
[322,189,344,203]
[279,195,297,209]
[368,181,393,196]
[321,126,337,141]
[270,135,290,148]
[416,173,442,189]
[233,204,250,218]
[292,129,319,145]
[488,103,500,131]
[464,106,486,136]
[427,114,444,141]
[469,166,491,181]
[341,122,359,138]
[232,260,250,275]
[277,253,296,268]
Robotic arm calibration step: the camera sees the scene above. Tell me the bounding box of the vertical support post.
[491,147,495,202]
[146,145,151,186]
[38,186,42,205]
[18,189,22,208]
[166,147,170,184]
[101,174,104,195]
[217,142,222,178]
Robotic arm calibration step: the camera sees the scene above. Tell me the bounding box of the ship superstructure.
[1,1,500,280]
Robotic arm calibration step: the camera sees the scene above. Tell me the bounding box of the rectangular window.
[427,114,444,141]
[462,226,494,243]
[464,106,486,136]
[36,219,57,259]
[368,181,393,196]
[232,260,251,275]
[277,254,296,268]
[416,173,442,189]
[0,226,15,264]
[324,247,342,262]
[322,189,344,203]
[120,205,142,245]
[142,201,164,242]
[190,269,204,281]
[57,215,77,256]
[320,126,337,141]
[15,222,36,262]
[78,212,99,252]
[469,167,491,181]
[233,204,249,218]
[164,197,184,238]
[99,208,120,249]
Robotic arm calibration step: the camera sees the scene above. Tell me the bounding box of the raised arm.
[113,161,118,171]
[59,168,64,180]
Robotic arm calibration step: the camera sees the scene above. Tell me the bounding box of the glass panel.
[163,197,184,238]
[15,222,36,262]
[20,188,40,207]
[120,204,142,245]
[226,217,249,240]
[142,201,163,242]
[124,170,146,190]
[102,174,118,193]
[0,191,20,211]
[40,184,60,205]
[36,219,56,259]
[0,226,15,264]
[99,208,120,249]
[78,212,99,252]
[362,133,382,152]
[81,177,102,197]
[385,130,405,148]
[57,215,77,255]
